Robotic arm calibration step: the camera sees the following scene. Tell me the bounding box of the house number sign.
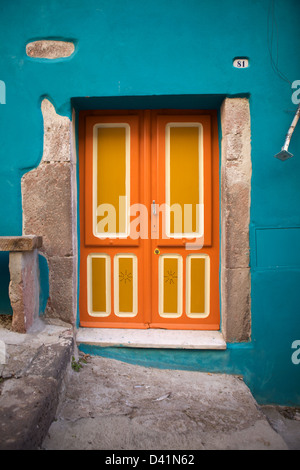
[233,58,249,68]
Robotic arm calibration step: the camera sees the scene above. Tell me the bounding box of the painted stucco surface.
[0,0,299,404]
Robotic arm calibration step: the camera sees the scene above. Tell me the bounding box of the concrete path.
[42,353,294,450]
[1,317,299,451]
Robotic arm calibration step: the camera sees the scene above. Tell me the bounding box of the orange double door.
[79,110,220,330]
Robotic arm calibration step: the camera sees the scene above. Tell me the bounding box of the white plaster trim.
[76,327,226,350]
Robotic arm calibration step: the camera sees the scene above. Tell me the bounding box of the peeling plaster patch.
[26,40,75,59]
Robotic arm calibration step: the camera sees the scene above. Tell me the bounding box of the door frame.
[21,97,251,341]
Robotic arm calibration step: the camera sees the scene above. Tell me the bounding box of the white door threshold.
[76,328,226,350]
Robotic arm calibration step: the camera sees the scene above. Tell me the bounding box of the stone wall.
[21,100,77,325]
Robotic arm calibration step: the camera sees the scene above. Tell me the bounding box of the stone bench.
[0,236,43,333]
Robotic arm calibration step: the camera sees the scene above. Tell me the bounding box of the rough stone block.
[0,325,73,450]
[9,250,40,333]
[221,98,251,137]
[0,236,42,252]
[221,267,251,342]
[22,162,74,258]
[0,376,59,450]
[221,181,250,269]
[46,256,76,325]
[26,40,75,59]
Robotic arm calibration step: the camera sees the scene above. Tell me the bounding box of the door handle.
[152,200,156,215]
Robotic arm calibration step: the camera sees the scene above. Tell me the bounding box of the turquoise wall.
[0,0,299,405]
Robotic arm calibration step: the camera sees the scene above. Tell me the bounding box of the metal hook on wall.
[274,104,300,161]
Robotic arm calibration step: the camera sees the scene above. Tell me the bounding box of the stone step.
[76,327,227,350]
